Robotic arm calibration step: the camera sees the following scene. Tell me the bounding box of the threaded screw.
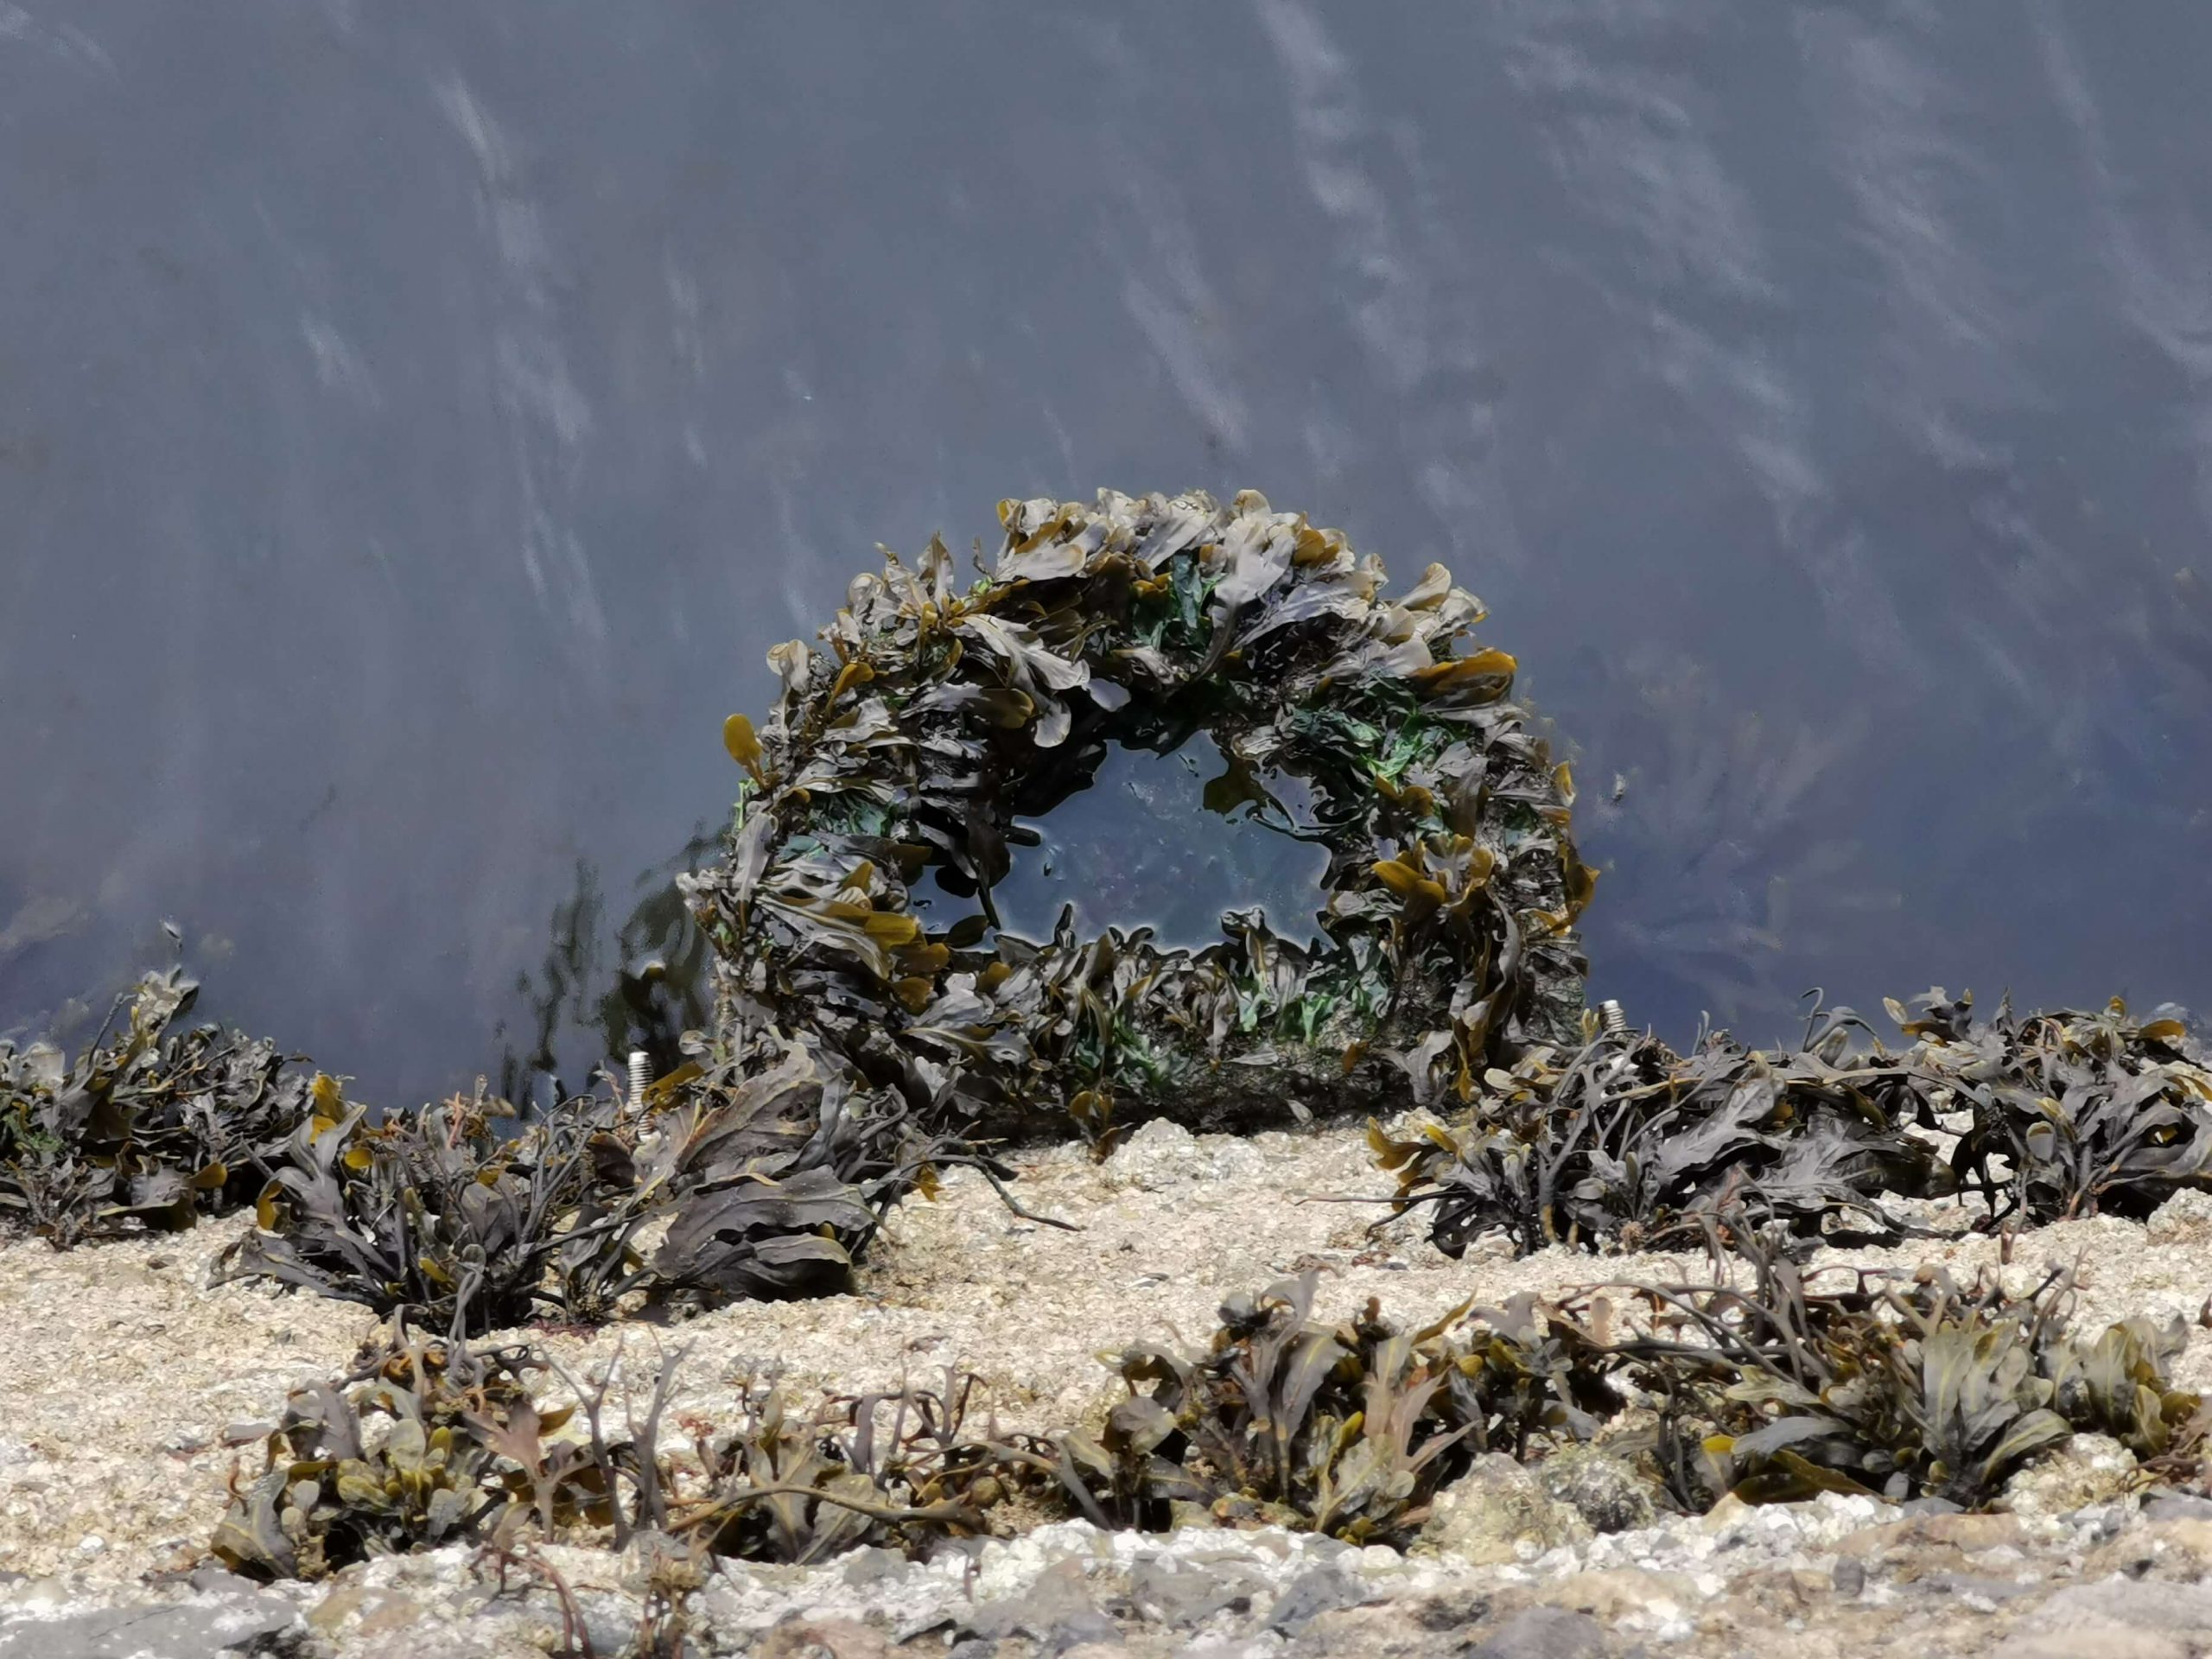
[627,1048,653,1107]
[1599,1000,1631,1039]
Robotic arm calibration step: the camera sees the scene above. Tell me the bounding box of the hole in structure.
[932,733,1333,951]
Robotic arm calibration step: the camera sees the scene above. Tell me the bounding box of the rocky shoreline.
[8,1118,2212,1657]
[10,1482,2212,1657]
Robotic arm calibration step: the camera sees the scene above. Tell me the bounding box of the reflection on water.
[972,735,1334,953]
[493,826,717,1110]
[3,5,2210,1102]
[1569,653,1896,1032]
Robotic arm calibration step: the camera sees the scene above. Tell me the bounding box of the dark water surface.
[3,3,2208,1107]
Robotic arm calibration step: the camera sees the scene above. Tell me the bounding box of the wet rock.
[963,1558,1104,1643]
[754,1617,893,1658]
[1415,1453,1590,1565]
[1537,1567,1700,1629]
[1465,1605,1608,1658]
[1993,1629,2188,1659]
[1128,1556,1254,1626]
[0,1592,299,1657]
[2041,1577,2212,1633]
[2145,1186,2212,1242]
[1039,1608,1123,1653]
[2003,1433,2139,1521]
[1265,1565,1370,1633]
[1535,1444,1656,1534]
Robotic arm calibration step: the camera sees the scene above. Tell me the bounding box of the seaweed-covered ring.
[688,489,1594,1142]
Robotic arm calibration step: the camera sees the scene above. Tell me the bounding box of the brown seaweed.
[684,489,1595,1156]
[209,1027,1000,1330]
[1606,1233,2206,1509]
[207,1238,2209,1582]
[1371,1001,1955,1258]
[0,970,315,1245]
[211,1081,663,1337]
[1050,1269,1625,1545]
[1054,1239,2205,1534]
[213,1326,1043,1580]
[1898,991,2212,1224]
[210,1324,677,1580]
[1376,990,2212,1259]
[672,1369,1048,1564]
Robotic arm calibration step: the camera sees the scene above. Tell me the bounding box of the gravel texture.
[6,1116,2212,1656]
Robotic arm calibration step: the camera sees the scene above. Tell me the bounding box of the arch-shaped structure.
[688,489,1594,1143]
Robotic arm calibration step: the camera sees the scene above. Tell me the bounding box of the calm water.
[3,3,2208,1107]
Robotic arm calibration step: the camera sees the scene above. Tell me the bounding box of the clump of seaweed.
[209,1027,1014,1335]
[1610,1234,2207,1510]
[209,1081,664,1338]
[211,1324,683,1580]
[1893,991,2212,1225]
[671,1369,1052,1564]
[685,489,1595,1154]
[1376,992,2212,1260]
[1047,1238,2206,1538]
[639,1031,1015,1309]
[0,970,315,1246]
[213,1325,1040,1581]
[1048,1268,1624,1545]
[206,1238,2209,1586]
[1370,1001,1955,1258]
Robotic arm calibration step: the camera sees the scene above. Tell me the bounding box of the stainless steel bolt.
[627,1048,653,1106]
[1599,1000,1631,1039]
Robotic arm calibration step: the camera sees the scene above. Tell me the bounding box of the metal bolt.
[1599,1000,1631,1039]
[627,1049,653,1107]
